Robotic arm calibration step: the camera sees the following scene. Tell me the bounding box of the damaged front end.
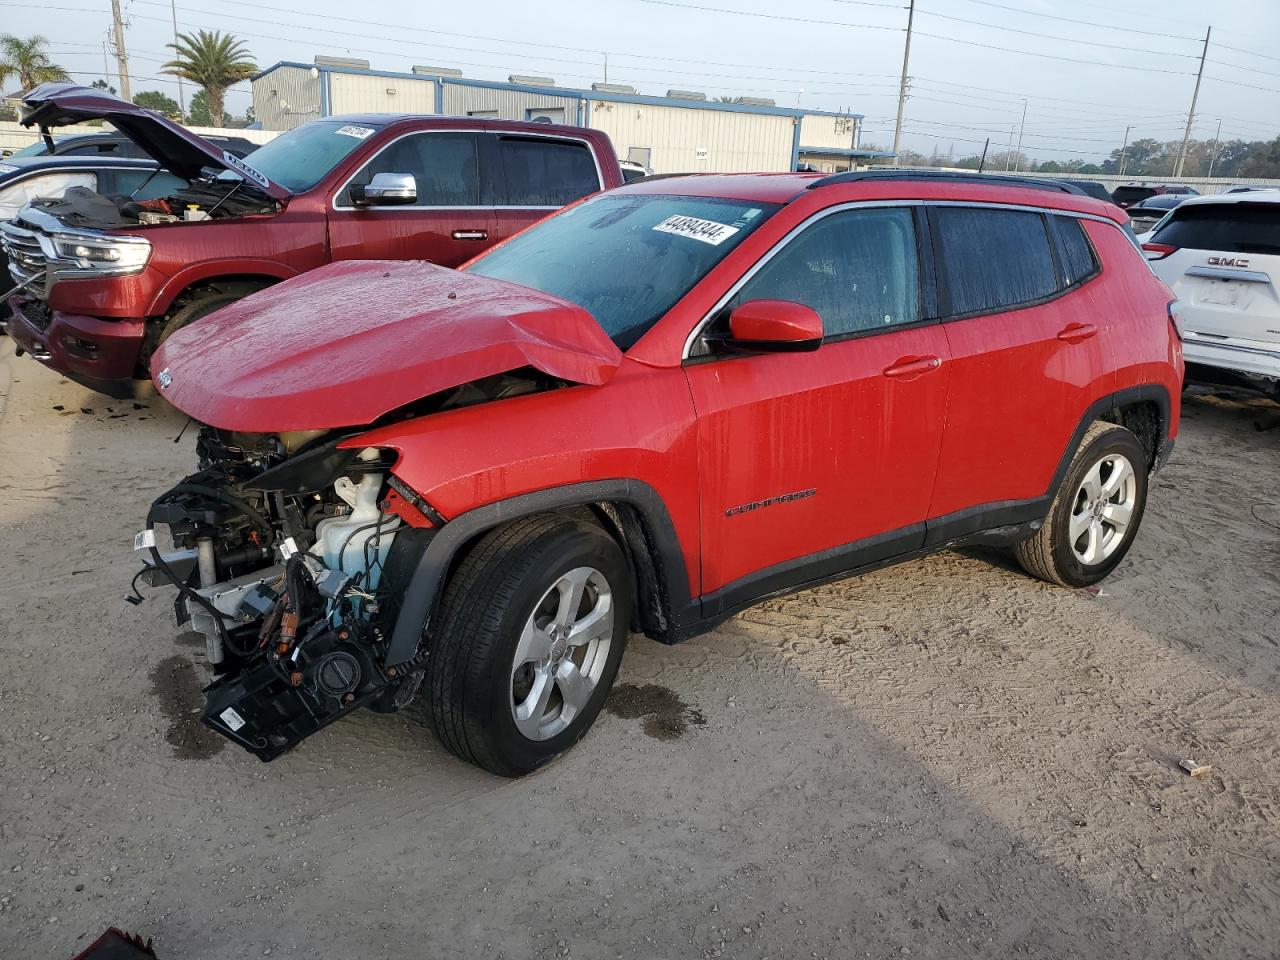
[138,428,433,761]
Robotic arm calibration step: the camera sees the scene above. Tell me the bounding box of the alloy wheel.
[1069,452,1137,566]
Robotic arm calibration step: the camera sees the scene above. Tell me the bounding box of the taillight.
[1167,299,1184,341]
[1143,242,1178,260]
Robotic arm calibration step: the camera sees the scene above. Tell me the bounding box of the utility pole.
[170,0,186,118]
[1175,26,1210,178]
[109,0,132,101]
[1118,124,1131,176]
[1207,118,1222,178]
[1004,124,1014,171]
[891,0,915,166]
[602,52,608,84]
[1014,98,1027,173]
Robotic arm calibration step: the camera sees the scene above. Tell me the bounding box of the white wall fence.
[0,121,279,155]
[897,165,1280,197]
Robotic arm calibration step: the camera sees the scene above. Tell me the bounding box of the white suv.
[1142,190,1280,397]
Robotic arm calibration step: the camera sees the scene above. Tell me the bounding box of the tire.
[1014,420,1149,588]
[427,514,632,777]
[155,292,244,346]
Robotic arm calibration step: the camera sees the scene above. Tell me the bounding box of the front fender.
[145,259,299,316]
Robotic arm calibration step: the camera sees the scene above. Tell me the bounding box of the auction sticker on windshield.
[653,215,740,246]
[335,125,375,139]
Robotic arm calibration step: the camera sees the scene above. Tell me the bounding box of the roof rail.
[807,169,1085,196]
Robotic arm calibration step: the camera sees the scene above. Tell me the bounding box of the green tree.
[187,88,212,126]
[162,29,255,127]
[0,34,70,92]
[91,78,117,95]
[133,90,180,118]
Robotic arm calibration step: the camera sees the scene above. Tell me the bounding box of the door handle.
[451,229,488,241]
[1057,322,1097,343]
[882,355,943,380]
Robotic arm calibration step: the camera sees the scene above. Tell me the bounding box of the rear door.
[488,133,605,245]
[926,205,1109,538]
[1146,200,1280,355]
[684,204,950,603]
[328,130,496,267]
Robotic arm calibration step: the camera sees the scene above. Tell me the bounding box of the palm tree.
[0,34,70,92]
[162,30,255,127]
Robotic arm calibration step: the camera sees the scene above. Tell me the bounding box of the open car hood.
[151,260,623,432]
[18,83,291,201]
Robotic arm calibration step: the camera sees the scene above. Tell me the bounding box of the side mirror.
[350,171,417,207]
[725,299,823,353]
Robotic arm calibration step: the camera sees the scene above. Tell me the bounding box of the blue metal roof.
[799,146,897,159]
[253,61,861,121]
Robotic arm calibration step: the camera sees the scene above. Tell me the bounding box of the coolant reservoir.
[312,473,399,590]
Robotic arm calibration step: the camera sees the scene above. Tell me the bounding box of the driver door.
[328,131,496,267]
[684,205,950,606]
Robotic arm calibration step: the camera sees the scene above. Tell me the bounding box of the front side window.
[935,207,1058,316]
[729,207,921,337]
[340,132,481,207]
[467,193,778,348]
[216,119,384,193]
[497,136,599,206]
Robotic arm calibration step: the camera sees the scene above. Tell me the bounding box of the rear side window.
[1151,203,1280,255]
[934,207,1058,316]
[731,207,921,337]
[1051,215,1097,286]
[497,136,599,206]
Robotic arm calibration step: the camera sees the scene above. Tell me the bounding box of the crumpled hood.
[151,260,623,432]
[19,82,291,201]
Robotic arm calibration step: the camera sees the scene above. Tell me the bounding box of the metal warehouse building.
[251,58,888,174]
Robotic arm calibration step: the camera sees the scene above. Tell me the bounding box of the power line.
[912,30,1196,75]
[916,9,1198,60]
[939,0,1201,43]
[633,0,903,31]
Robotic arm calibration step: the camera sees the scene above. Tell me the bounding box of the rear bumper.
[1182,335,1280,382]
[5,294,146,397]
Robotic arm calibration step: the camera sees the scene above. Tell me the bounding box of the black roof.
[808,169,1086,196]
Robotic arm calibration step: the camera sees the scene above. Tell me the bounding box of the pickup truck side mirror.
[350,172,418,207]
[723,299,823,353]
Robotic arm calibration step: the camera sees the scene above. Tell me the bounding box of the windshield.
[466,193,779,348]
[214,120,383,192]
[8,141,47,159]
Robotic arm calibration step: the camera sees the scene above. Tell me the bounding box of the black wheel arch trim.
[384,479,694,667]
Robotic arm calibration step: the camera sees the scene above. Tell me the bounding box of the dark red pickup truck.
[2,83,622,397]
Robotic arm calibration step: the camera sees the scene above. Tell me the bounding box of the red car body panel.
[161,172,1181,619]
[7,107,621,392]
[151,261,623,432]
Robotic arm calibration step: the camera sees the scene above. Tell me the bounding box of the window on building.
[526,107,566,123]
[342,132,481,206]
[497,135,600,206]
[934,207,1058,316]
[729,207,921,337]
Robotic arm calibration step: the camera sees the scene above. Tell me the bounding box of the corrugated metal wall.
[329,73,437,116]
[443,85,580,121]
[252,65,322,131]
[585,100,794,173]
[799,114,858,150]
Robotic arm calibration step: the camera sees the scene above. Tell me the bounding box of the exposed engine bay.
[137,372,564,761]
[28,179,275,229]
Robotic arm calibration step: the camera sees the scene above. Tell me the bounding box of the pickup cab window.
[338,132,483,207]
[496,136,601,206]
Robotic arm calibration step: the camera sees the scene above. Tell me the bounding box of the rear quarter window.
[1151,203,1280,255]
[934,207,1059,316]
[498,136,600,206]
[1051,215,1098,286]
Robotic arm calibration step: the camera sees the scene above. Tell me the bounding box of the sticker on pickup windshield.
[653,215,740,246]
[221,151,271,190]
[335,124,375,139]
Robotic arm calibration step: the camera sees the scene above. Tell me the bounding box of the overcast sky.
[6,0,1279,163]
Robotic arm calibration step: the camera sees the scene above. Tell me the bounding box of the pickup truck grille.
[0,220,49,303]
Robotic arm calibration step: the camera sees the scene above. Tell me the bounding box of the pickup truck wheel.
[428,515,631,777]
[156,292,243,346]
[1014,421,1148,588]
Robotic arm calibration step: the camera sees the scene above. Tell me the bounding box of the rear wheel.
[1014,421,1148,588]
[427,514,631,776]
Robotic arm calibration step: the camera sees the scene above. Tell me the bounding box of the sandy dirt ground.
[2,338,1279,960]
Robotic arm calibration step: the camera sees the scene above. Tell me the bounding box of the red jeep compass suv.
[138,170,1183,775]
[2,83,620,397]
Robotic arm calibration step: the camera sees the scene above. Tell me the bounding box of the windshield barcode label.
[653,215,740,246]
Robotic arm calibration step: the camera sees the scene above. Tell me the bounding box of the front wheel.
[427,514,631,776]
[1014,421,1149,588]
